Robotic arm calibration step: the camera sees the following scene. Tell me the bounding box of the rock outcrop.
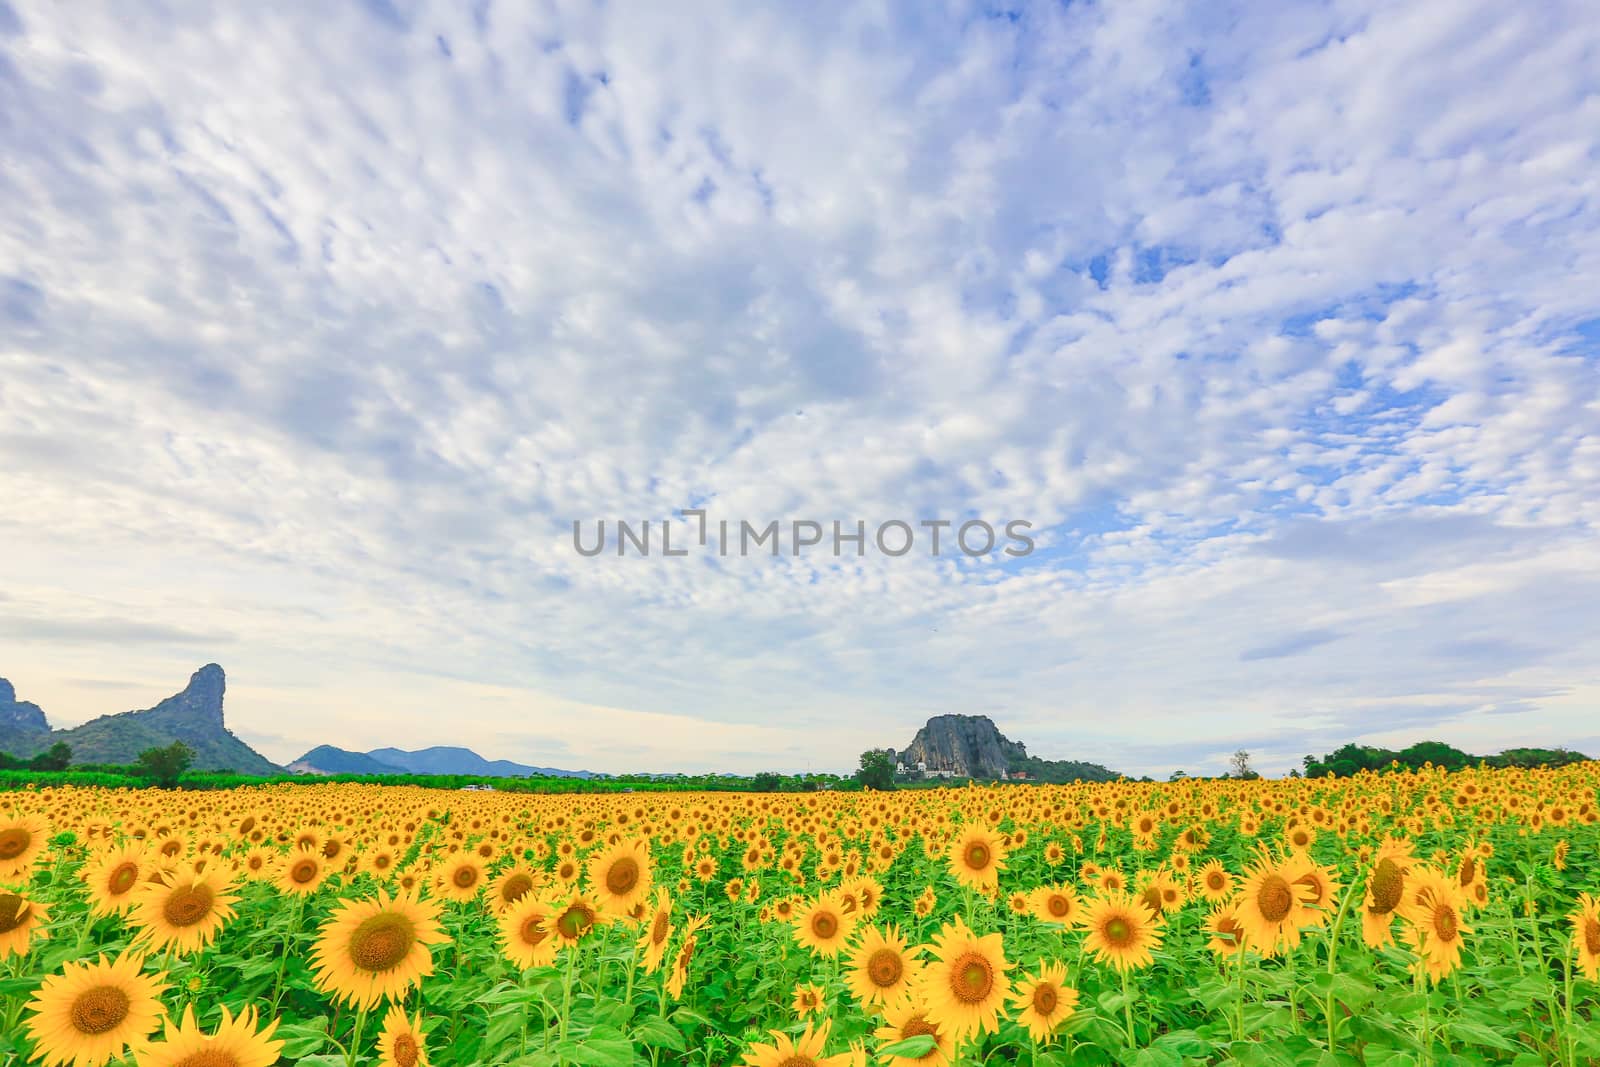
[0,677,52,753]
[0,665,280,775]
[894,714,1028,779]
[0,678,50,734]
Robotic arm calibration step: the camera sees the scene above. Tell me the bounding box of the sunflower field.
[1,764,1598,1067]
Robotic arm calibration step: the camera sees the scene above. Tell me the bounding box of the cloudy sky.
[2,1,1598,778]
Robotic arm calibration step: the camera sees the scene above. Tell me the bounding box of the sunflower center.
[556,904,593,939]
[963,843,990,870]
[1458,856,1477,886]
[1256,875,1294,923]
[170,1051,244,1067]
[1047,895,1070,918]
[501,874,534,904]
[1433,904,1459,942]
[0,828,31,861]
[1206,872,1226,890]
[290,859,320,884]
[651,912,670,945]
[866,948,903,988]
[0,893,28,932]
[70,986,130,1035]
[108,863,140,895]
[1584,917,1600,956]
[774,1057,816,1067]
[950,951,994,1004]
[1141,887,1163,915]
[1215,915,1244,945]
[1370,859,1404,914]
[519,916,549,946]
[393,1034,420,1067]
[605,858,640,896]
[348,912,417,972]
[452,866,478,889]
[163,884,216,927]
[1103,917,1133,947]
[1032,983,1059,1014]
[811,911,838,940]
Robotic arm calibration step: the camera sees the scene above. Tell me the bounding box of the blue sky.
[1,0,1597,777]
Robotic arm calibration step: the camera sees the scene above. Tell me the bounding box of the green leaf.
[633,1017,687,1052]
[552,1034,633,1067]
[1446,1020,1519,1052]
[878,1035,938,1058]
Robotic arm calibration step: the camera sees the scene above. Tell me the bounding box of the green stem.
[1324,881,1358,1054]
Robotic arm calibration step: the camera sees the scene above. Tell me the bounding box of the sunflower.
[23,953,167,1067]
[1203,903,1246,957]
[1233,851,1315,957]
[277,846,331,896]
[131,1004,283,1067]
[1078,891,1162,972]
[1291,860,1342,926]
[638,890,674,973]
[0,888,49,959]
[946,827,1006,894]
[791,983,826,1016]
[433,856,485,903]
[498,893,558,970]
[1009,960,1077,1045]
[80,844,150,917]
[846,924,921,1011]
[1029,884,1080,926]
[545,892,609,948]
[1361,841,1415,948]
[0,811,50,879]
[664,914,709,1001]
[489,865,540,914]
[794,891,856,957]
[587,837,652,918]
[130,869,239,957]
[1570,892,1600,982]
[917,915,1011,1041]
[740,1018,854,1067]
[375,1006,430,1067]
[1400,868,1472,983]
[874,997,956,1067]
[310,889,449,1008]
[1194,860,1234,903]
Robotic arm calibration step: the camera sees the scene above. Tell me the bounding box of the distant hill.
[290,744,597,778]
[286,745,405,776]
[892,714,1120,782]
[0,665,280,775]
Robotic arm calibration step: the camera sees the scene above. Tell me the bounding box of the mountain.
[0,665,280,775]
[892,714,1119,783]
[0,677,51,754]
[286,745,405,776]
[368,746,596,778]
[289,744,597,778]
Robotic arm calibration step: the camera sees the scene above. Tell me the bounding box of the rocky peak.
[0,677,50,734]
[896,714,1027,779]
[157,663,227,727]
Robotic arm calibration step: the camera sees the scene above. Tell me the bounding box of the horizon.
[1,662,1591,781]
[4,3,1598,779]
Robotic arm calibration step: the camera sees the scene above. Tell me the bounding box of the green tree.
[857,749,896,791]
[750,772,782,792]
[135,740,195,788]
[28,741,73,771]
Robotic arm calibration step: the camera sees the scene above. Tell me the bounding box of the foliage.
[856,748,896,790]
[135,739,196,788]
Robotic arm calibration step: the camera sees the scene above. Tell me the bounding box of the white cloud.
[1,0,1597,776]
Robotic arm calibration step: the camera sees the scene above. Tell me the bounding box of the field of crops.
[1,765,1597,1067]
